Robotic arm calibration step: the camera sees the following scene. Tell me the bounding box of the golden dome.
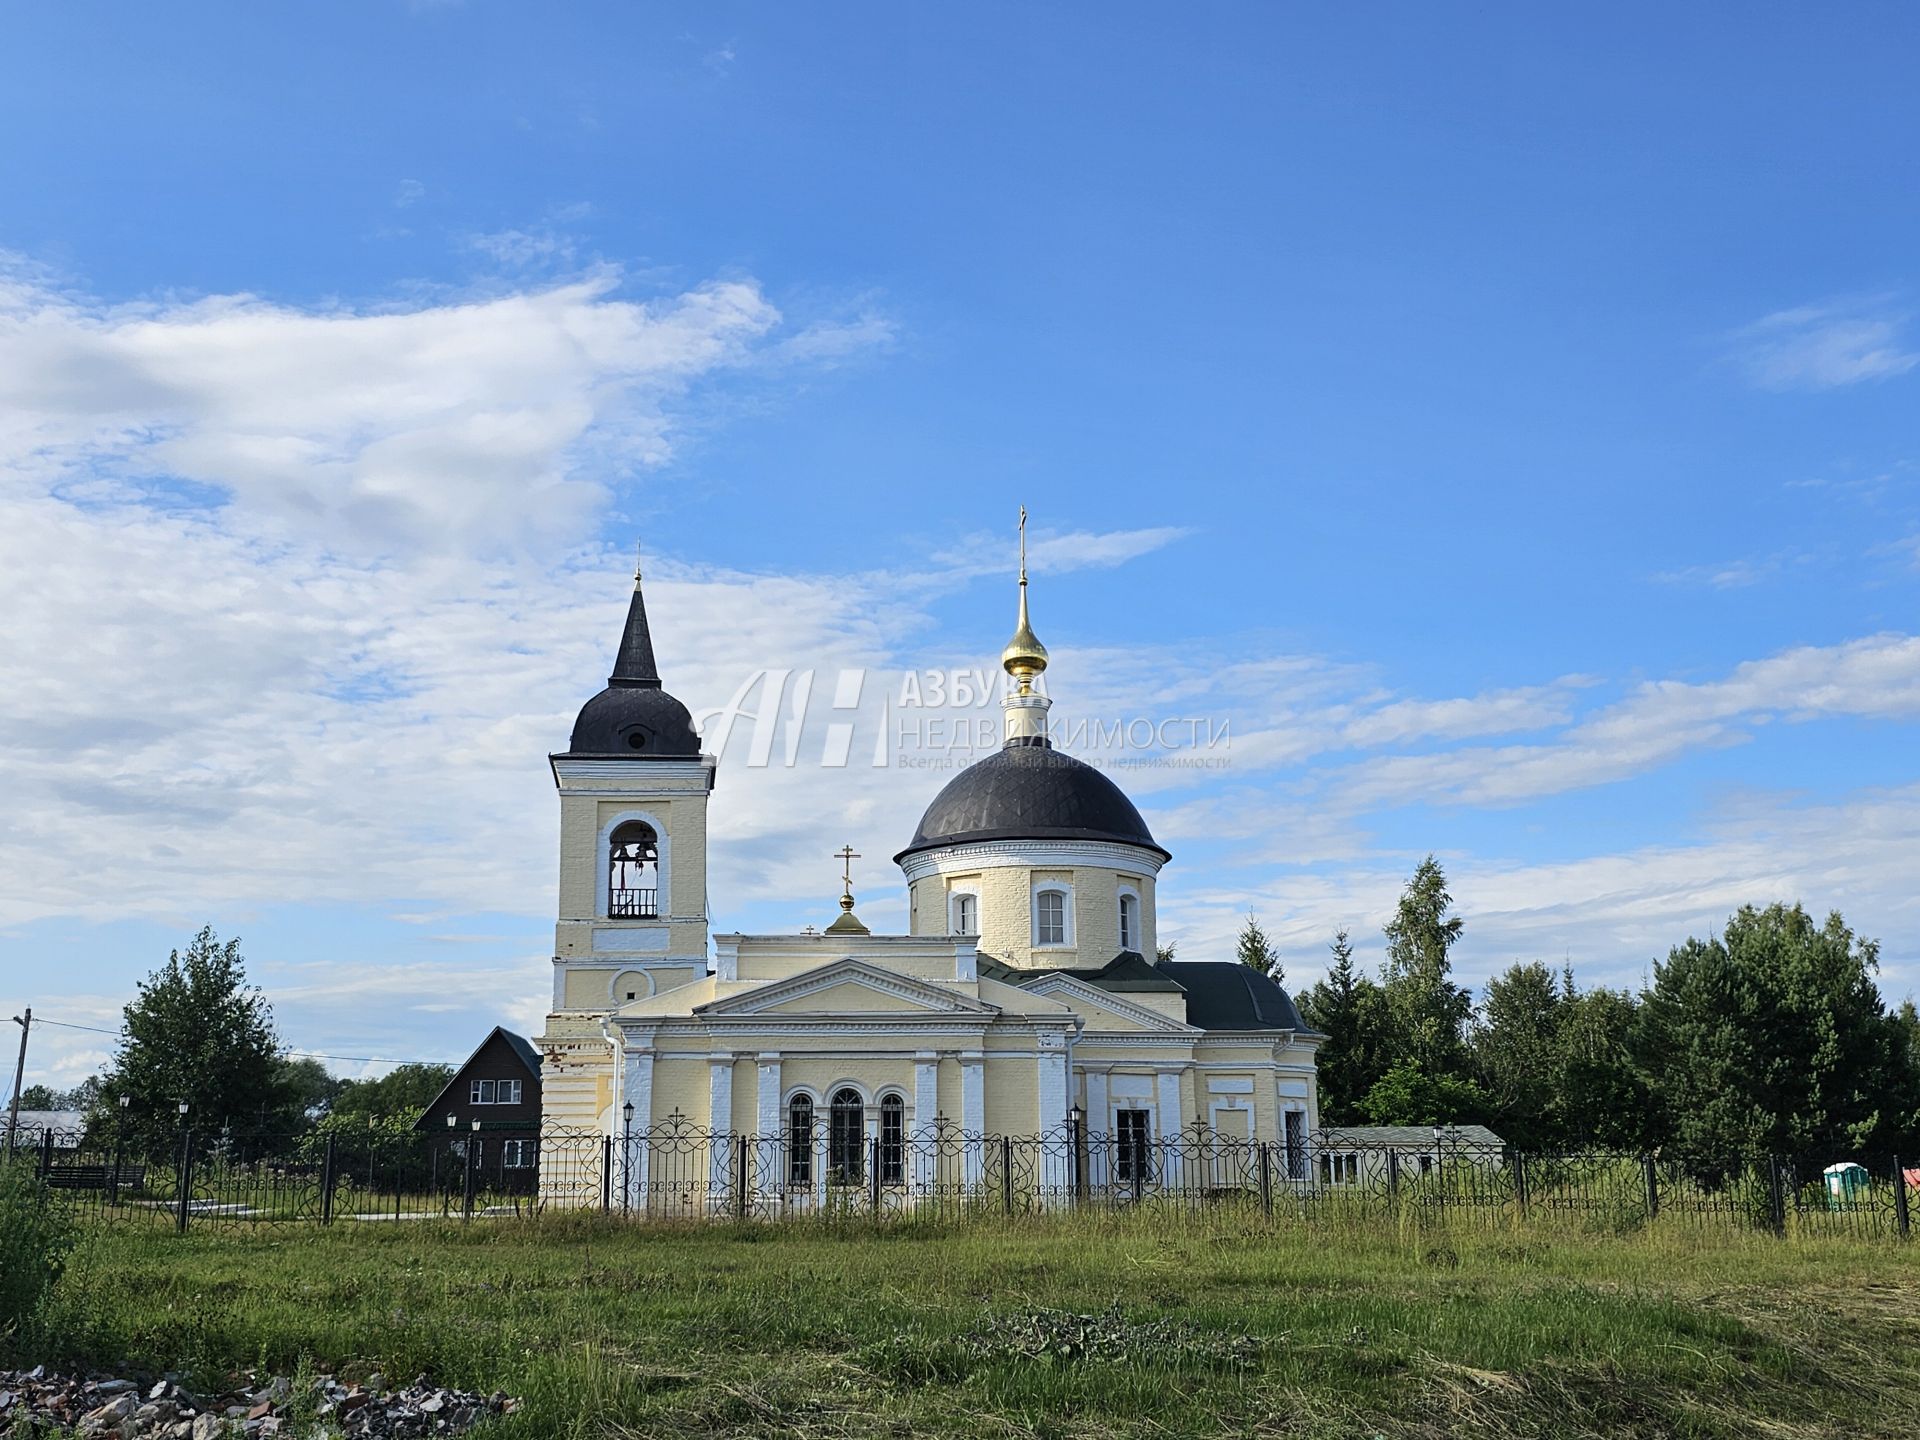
[1001,508,1048,693]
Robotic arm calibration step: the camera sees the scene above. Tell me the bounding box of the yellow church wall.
[909,862,1159,972]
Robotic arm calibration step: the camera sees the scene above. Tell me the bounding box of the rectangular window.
[1284,1109,1307,1181]
[1118,894,1137,950]
[503,1139,537,1168]
[470,1079,484,1104]
[1319,1153,1358,1185]
[1116,1108,1152,1184]
[954,894,976,936]
[468,1079,523,1105]
[1036,890,1066,946]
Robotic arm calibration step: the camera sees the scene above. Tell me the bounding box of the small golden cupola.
[1001,505,1049,693]
[1000,507,1052,747]
[823,843,871,935]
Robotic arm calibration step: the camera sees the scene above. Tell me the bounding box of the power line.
[24,1015,458,1068]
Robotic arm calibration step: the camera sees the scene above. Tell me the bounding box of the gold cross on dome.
[835,844,861,893]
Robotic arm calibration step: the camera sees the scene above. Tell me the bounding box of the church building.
[535,529,1322,1200]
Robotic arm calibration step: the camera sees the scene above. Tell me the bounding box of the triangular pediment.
[1023,974,1201,1034]
[694,958,1000,1019]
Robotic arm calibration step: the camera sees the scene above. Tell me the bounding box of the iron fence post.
[1893,1156,1910,1241]
[175,1127,194,1234]
[1258,1141,1273,1220]
[38,1126,53,1181]
[735,1134,749,1221]
[463,1135,478,1220]
[1000,1135,1014,1216]
[869,1136,881,1215]
[601,1135,613,1212]
[1767,1156,1786,1235]
[1067,1111,1084,1207]
[1512,1151,1529,1220]
[320,1134,336,1225]
[1643,1155,1659,1222]
[1387,1150,1400,1209]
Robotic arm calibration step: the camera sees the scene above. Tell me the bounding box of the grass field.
[17,1212,1920,1439]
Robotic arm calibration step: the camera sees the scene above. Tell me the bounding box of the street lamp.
[109,1095,130,1207]
[621,1103,635,1216]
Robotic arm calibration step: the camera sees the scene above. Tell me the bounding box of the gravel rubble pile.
[0,1367,517,1438]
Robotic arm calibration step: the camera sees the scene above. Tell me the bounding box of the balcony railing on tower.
[608,887,659,918]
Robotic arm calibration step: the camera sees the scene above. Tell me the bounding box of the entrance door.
[1115,1109,1152,1189]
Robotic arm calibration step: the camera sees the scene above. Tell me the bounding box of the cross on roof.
[835,844,860,894]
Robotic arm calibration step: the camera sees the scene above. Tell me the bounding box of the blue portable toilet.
[1823,1162,1869,1204]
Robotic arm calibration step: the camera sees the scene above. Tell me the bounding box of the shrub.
[0,1155,79,1343]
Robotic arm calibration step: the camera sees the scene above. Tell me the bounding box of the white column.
[960,1052,985,1187]
[1085,1068,1110,1187]
[1156,1067,1184,1189]
[755,1053,781,1198]
[1037,1034,1070,1137]
[708,1057,735,1199]
[623,1048,655,1207]
[913,1054,939,1191]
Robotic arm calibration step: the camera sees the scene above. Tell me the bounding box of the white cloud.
[1730,299,1919,391]
[1338,634,1920,808]
[0,261,802,556]
[394,179,426,209]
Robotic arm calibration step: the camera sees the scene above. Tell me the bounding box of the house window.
[1320,1152,1358,1185]
[607,821,660,919]
[1118,893,1139,951]
[1035,889,1067,947]
[1116,1108,1153,1184]
[879,1092,906,1185]
[469,1078,523,1105]
[952,893,977,936]
[828,1088,865,1184]
[502,1139,537,1169]
[787,1095,814,1187]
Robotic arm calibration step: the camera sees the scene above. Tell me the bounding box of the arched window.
[1036,889,1067,947]
[1119,893,1139,952]
[828,1087,864,1184]
[879,1092,906,1185]
[787,1094,814,1187]
[608,821,659,918]
[952,893,977,936]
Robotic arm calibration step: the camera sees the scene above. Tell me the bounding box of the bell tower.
[546,561,715,1017]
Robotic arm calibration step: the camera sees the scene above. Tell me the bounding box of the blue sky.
[3,4,1918,1087]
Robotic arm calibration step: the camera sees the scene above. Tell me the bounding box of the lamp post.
[173,1101,192,1233]
[109,1095,129,1206]
[622,1102,634,1216]
[1068,1104,1086,1202]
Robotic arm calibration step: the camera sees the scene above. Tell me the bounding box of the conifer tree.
[1296,929,1390,1126]
[1381,857,1473,1079]
[1234,911,1281,980]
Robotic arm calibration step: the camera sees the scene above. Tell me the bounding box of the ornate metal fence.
[3,1119,1911,1240]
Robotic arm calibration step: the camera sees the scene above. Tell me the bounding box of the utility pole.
[7,1008,29,1140]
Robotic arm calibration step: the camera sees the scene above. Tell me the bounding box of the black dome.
[896,742,1168,862]
[559,571,702,758]
[568,684,701,756]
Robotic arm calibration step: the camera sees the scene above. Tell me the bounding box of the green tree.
[269,1056,343,1129]
[1155,940,1178,964]
[1381,857,1472,1078]
[98,925,281,1150]
[324,1063,457,1133]
[12,1084,69,1111]
[1548,985,1646,1149]
[1358,1060,1489,1127]
[1297,929,1389,1125]
[1470,961,1564,1148]
[1234,912,1281,980]
[1633,903,1918,1163]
